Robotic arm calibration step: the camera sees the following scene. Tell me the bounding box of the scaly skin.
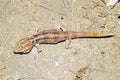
[14,29,113,54]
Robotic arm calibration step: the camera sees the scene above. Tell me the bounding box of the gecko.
[14,28,113,54]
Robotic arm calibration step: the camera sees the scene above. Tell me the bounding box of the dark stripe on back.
[53,31,59,39]
[33,34,38,37]
[41,31,48,35]
[43,35,49,39]
[53,31,59,34]
[64,31,68,39]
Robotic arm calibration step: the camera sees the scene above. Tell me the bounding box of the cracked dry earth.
[0,0,120,80]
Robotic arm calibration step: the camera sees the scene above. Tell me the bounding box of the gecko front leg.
[33,43,42,53]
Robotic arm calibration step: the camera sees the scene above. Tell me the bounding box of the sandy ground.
[0,0,120,80]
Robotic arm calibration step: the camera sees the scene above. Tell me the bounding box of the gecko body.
[14,29,113,54]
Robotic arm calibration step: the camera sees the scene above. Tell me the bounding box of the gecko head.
[14,37,34,54]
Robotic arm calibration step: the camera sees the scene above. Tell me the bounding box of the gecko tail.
[73,32,114,38]
[107,33,114,36]
[84,32,114,38]
[85,32,114,38]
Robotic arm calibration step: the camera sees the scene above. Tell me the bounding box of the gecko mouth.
[14,51,28,55]
[14,47,32,54]
[13,45,30,55]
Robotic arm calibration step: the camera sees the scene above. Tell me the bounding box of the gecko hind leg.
[59,27,66,31]
[65,38,72,49]
[54,22,67,31]
[57,26,67,31]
